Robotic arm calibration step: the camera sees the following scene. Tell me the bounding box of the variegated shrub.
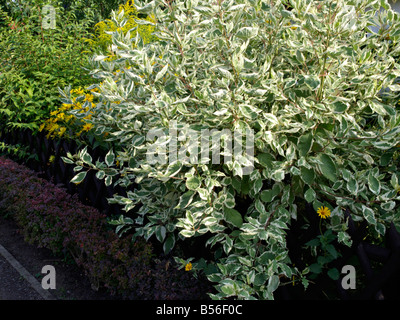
[61,0,400,299]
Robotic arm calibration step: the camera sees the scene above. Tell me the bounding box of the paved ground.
[0,215,118,300]
[0,250,44,300]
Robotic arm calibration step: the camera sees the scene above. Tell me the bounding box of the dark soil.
[0,214,119,300]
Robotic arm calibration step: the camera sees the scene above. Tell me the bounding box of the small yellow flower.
[317,206,331,219]
[58,127,67,137]
[82,123,94,132]
[84,94,94,102]
[56,113,66,121]
[185,262,192,271]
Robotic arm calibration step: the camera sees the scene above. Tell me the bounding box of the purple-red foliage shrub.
[0,156,210,299]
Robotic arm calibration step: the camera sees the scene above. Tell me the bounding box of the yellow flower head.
[185,262,192,271]
[84,94,94,102]
[82,123,94,132]
[317,206,331,219]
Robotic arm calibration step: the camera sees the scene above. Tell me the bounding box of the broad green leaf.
[105,175,113,187]
[82,152,92,165]
[303,75,320,90]
[300,167,315,185]
[154,63,168,83]
[61,156,74,164]
[105,149,115,167]
[318,154,337,182]
[163,234,175,254]
[368,173,380,195]
[346,177,358,195]
[362,205,377,225]
[176,190,195,209]
[258,251,275,264]
[186,176,201,190]
[260,189,274,202]
[155,226,167,242]
[304,188,316,203]
[271,169,285,182]
[338,231,352,247]
[267,275,280,293]
[297,132,313,157]
[224,207,243,228]
[257,153,273,167]
[96,170,105,180]
[327,268,340,280]
[71,171,86,184]
[254,273,268,286]
[236,27,259,39]
[165,161,182,177]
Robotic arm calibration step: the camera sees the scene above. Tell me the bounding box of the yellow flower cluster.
[185,262,192,271]
[39,87,98,139]
[84,0,158,59]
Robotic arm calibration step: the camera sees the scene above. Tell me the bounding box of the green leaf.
[105,149,115,167]
[236,26,259,39]
[327,268,340,281]
[368,173,380,195]
[96,170,105,180]
[362,205,377,225]
[176,191,195,209]
[303,75,320,90]
[318,154,337,182]
[186,176,201,190]
[220,280,236,296]
[155,226,167,242]
[267,275,280,293]
[165,161,183,178]
[297,132,313,157]
[271,169,285,182]
[338,231,352,247]
[154,63,168,83]
[61,156,74,164]
[331,100,349,114]
[346,177,358,195]
[82,152,92,165]
[300,167,315,185]
[260,189,274,202]
[71,171,86,184]
[224,207,243,228]
[304,188,316,203]
[258,251,275,264]
[257,153,273,167]
[105,175,113,187]
[309,263,322,274]
[254,273,268,286]
[163,234,175,254]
